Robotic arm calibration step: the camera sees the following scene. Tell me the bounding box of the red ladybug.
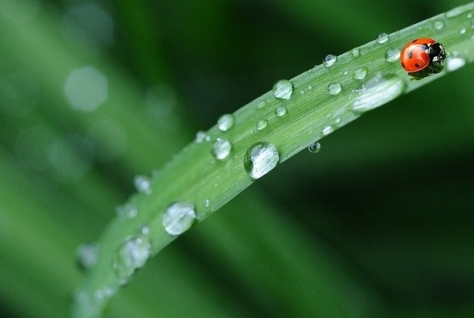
[400,38,446,73]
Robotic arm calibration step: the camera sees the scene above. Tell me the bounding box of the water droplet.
[446,57,466,71]
[327,82,342,95]
[116,203,138,219]
[385,48,400,62]
[323,54,337,67]
[322,126,333,135]
[257,101,266,109]
[211,138,232,160]
[353,67,368,80]
[76,243,98,271]
[460,27,467,34]
[308,142,321,154]
[352,48,360,58]
[139,224,150,235]
[307,85,313,90]
[64,66,108,112]
[217,114,234,132]
[256,119,268,130]
[433,20,445,30]
[273,79,293,100]
[376,33,389,44]
[275,106,287,117]
[95,286,116,300]
[134,175,151,195]
[243,142,280,180]
[352,73,405,112]
[112,236,151,285]
[204,199,210,208]
[162,202,197,235]
[195,131,209,143]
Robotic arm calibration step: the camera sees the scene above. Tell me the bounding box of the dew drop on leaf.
[162,202,197,236]
[244,142,280,180]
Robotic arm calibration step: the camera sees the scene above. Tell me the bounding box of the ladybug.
[400,38,447,74]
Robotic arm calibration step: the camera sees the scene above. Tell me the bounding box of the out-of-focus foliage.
[0,0,473,317]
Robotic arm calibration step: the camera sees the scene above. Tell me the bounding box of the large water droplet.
[134,175,151,195]
[308,142,321,154]
[162,202,197,235]
[243,142,280,180]
[323,54,337,67]
[446,57,466,71]
[273,80,293,100]
[217,114,235,132]
[112,236,151,285]
[352,73,405,112]
[76,243,98,271]
[376,33,389,44]
[327,82,342,95]
[116,202,138,219]
[211,138,232,160]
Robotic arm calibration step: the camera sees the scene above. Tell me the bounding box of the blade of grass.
[74,2,474,316]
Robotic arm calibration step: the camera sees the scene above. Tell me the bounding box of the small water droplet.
[376,33,389,44]
[95,286,116,300]
[353,67,368,80]
[162,202,197,235]
[273,79,293,100]
[352,48,360,58]
[322,126,333,135]
[204,199,210,208]
[460,27,467,34]
[112,236,151,285]
[139,224,150,235]
[433,20,445,30]
[323,54,337,67]
[308,142,321,154]
[446,57,466,71]
[385,48,400,62]
[195,131,209,143]
[256,119,268,130]
[116,203,138,219]
[352,73,405,112]
[327,82,342,95]
[275,106,287,117]
[134,175,151,195]
[211,138,232,160]
[217,114,235,132]
[76,243,98,271]
[257,101,266,109]
[243,142,280,180]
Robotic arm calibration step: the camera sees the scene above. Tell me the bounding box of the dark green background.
[1,0,473,316]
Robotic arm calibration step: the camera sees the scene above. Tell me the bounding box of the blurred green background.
[1,0,474,317]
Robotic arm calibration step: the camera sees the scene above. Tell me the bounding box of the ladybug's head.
[429,43,447,65]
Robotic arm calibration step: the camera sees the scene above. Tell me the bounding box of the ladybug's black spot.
[407,51,413,58]
[414,63,420,68]
[412,39,418,43]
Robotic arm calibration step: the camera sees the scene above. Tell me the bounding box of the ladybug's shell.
[400,38,435,72]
